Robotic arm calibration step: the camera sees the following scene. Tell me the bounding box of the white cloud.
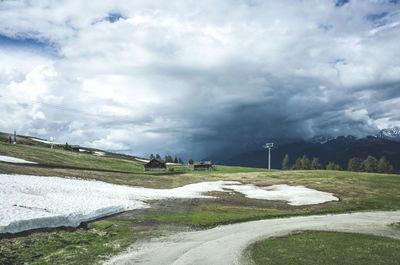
[0,0,400,158]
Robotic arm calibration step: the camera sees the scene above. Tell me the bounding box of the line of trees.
[347,155,393,173]
[282,154,393,173]
[150,154,184,164]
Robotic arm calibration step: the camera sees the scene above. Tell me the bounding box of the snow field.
[0,174,338,233]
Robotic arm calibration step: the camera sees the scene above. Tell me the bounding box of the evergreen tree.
[347,157,362,172]
[361,155,378,173]
[150,153,155,159]
[65,142,69,150]
[292,157,302,170]
[326,162,337,170]
[155,154,161,160]
[377,156,393,174]
[174,156,178,163]
[164,155,173,163]
[282,154,290,170]
[178,158,184,164]
[188,158,194,165]
[301,155,311,170]
[311,157,322,170]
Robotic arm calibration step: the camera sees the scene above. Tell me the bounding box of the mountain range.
[214,128,400,172]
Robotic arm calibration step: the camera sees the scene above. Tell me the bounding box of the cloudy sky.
[1,0,400,159]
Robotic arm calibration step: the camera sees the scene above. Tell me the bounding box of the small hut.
[144,158,167,171]
[70,145,80,152]
[193,161,216,171]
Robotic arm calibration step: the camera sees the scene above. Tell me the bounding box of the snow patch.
[135,158,150,163]
[93,151,105,156]
[0,156,37,164]
[0,175,338,233]
[226,184,338,206]
[30,138,60,145]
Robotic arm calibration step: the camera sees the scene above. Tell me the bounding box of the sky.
[1,0,400,160]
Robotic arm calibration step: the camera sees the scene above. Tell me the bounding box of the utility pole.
[263,143,274,169]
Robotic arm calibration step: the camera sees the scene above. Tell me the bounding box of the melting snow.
[135,158,150,163]
[93,151,105,156]
[0,174,338,233]
[0,155,37,164]
[30,138,60,144]
[226,184,338,206]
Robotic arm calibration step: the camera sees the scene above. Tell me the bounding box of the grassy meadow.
[249,231,400,265]
[1,132,400,264]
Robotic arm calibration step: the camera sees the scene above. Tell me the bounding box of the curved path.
[105,211,400,265]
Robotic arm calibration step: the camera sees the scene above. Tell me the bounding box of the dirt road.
[105,211,400,265]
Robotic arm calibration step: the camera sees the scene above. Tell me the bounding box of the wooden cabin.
[144,158,167,171]
[193,161,216,171]
[70,145,80,152]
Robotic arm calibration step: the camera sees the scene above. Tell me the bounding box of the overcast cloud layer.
[1,0,400,159]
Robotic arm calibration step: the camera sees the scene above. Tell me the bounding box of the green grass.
[147,206,290,227]
[143,201,374,228]
[0,220,137,265]
[1,134,400,263]
[249,231,400,265]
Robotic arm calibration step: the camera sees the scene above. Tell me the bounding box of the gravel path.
[104,211,400,265]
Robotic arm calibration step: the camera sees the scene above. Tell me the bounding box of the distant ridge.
[220,132,400,172]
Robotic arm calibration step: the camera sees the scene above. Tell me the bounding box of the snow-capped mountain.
[309,135,335,144]
[376,127,400,142]
[309,135,357,144]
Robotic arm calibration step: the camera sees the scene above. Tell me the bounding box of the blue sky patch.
[335,0,350,7]
[366,12,388,22]
[0,33,60,57]
[105,13,125,23]
[330,58,347,65]
[318,24,333,32]
[366,12,389,27]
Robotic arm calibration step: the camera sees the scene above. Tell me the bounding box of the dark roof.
[144,158,166,168]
